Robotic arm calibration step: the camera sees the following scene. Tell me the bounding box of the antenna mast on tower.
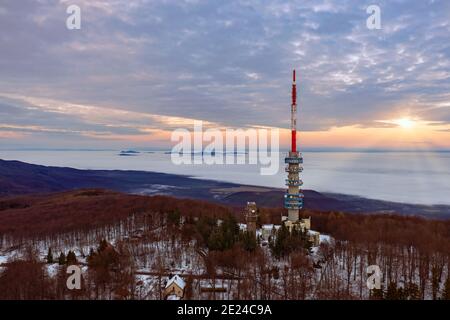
[284,70,304,222]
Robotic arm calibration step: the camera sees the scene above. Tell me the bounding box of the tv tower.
[284,70,304,222]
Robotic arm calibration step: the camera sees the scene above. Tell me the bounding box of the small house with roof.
[164,275,186,300]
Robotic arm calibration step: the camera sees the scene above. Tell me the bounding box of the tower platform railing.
[285,165,303,173]
[285,179,303,186]
[285,157,303,164]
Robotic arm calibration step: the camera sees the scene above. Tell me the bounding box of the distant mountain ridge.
[1,159,449,218]
[0,159,235,199]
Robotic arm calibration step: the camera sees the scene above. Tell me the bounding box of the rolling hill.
[1,159,449,218]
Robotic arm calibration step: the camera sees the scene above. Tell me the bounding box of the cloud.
[0,93,228,148]
[0,0,449,148]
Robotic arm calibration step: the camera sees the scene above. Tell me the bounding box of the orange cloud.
[291,122,450,149]
[0,131,27,139]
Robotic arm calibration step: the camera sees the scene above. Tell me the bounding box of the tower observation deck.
[284,70,304,222]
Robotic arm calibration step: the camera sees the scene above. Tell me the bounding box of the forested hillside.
[1,190,449,300]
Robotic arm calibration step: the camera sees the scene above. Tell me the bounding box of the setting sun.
[393,118,415,129]
[377,117,420,130]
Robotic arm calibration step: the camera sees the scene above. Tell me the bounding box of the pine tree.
[220,215,239,249]
[207,228,224,251]
[405,282,420,300]
[301,229,313,254]
[206,215,239,251]
[270,223,289,258]
[240,231,257,251]
[46,247,54,264]
[442,276,450,300]
[58,252,66,265]
[270,224,311,258]
[168,209,181,226]
[397,286,406,300]
[195,216,216,246]
[386,282,399,300]
[66,250,77,265]
[98,239,108,253]
[371,288,384,300]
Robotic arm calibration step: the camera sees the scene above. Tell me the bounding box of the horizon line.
[1,148,450,153]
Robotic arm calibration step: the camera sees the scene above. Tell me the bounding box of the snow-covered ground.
[1,215,446,300]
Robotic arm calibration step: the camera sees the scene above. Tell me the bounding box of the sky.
[0,0,449,150]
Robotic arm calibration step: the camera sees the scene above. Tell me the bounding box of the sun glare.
[393,118,415,129]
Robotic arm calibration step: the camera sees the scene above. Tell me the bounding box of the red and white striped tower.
[284,70,304,222]
[291,70,297,153]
